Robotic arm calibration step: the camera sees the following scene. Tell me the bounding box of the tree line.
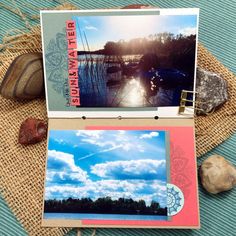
[44,197,167,215]
[78,32,196,76]
[103,33,195,56]
[103,33,196,75]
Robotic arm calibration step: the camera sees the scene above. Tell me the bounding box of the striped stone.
[0,53,44,100]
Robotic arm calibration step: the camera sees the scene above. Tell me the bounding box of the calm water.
[77,54,187,107]
[44,213,167,221]
[78,54,146,107]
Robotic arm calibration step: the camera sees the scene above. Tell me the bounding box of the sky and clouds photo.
[45,130,168,207]
[73,14,197,51]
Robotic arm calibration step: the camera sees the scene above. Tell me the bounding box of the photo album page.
[40,8,200,228]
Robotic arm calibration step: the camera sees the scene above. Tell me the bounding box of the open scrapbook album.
[40,8,200,228]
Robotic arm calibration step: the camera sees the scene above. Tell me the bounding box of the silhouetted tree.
[44,197,167,216]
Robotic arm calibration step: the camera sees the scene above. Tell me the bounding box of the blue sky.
[73,14,197,51]
[45,130,168,207]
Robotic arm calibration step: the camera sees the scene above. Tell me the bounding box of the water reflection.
[109,78,145,107]
[77,55,187,107]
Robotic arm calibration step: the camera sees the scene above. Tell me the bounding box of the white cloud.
[77,130,133,151]
[75,130,162,161]
[48,150,76,171]
[115,131,128,142]
[45,179,166,206]
[76,130,104,139]
[118,130,126,135]
[81,138,117,148]
[122,143,132,151]
[90,159,166,179]
[47,150,88,183]
[140,132,159,139]
[137,145,145,152]
[179,27,196,36]
[76,130,122,151]
[76,130,139,161]
[85,25,98,31]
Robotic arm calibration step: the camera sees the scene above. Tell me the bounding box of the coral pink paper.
[83,126,199,228]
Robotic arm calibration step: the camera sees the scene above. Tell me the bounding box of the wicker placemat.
[0,3,236,236]
[195,46,236,154]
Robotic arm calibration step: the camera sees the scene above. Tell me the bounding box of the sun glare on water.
[121,78,146,106]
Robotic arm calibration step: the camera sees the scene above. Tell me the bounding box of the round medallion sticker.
[167,183,184,216]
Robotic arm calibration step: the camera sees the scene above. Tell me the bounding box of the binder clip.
[178,90,214,116]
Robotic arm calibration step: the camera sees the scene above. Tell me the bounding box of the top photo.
[41,9,199,114]
[73,13,198,107]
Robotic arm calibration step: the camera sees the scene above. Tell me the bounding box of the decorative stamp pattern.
[45,29,68,95]
[167,183,184,216]
[170,143,192,199]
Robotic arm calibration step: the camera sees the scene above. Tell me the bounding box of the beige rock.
[0,53,44,100]
[200,155,236,194]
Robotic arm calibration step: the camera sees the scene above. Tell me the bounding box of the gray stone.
[196,68,229,115]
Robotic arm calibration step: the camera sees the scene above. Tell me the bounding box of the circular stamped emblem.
[167,183,184,216]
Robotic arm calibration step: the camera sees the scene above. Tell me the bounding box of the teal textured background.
[0,1,236,236]
[0,0,236,74]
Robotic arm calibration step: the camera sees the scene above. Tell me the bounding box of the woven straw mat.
[0,3,236,236]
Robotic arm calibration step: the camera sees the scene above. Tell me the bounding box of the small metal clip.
[178,90,214,116]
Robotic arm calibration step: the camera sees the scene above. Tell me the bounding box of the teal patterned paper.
[41,13,78,112]
[45,28,68,96]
